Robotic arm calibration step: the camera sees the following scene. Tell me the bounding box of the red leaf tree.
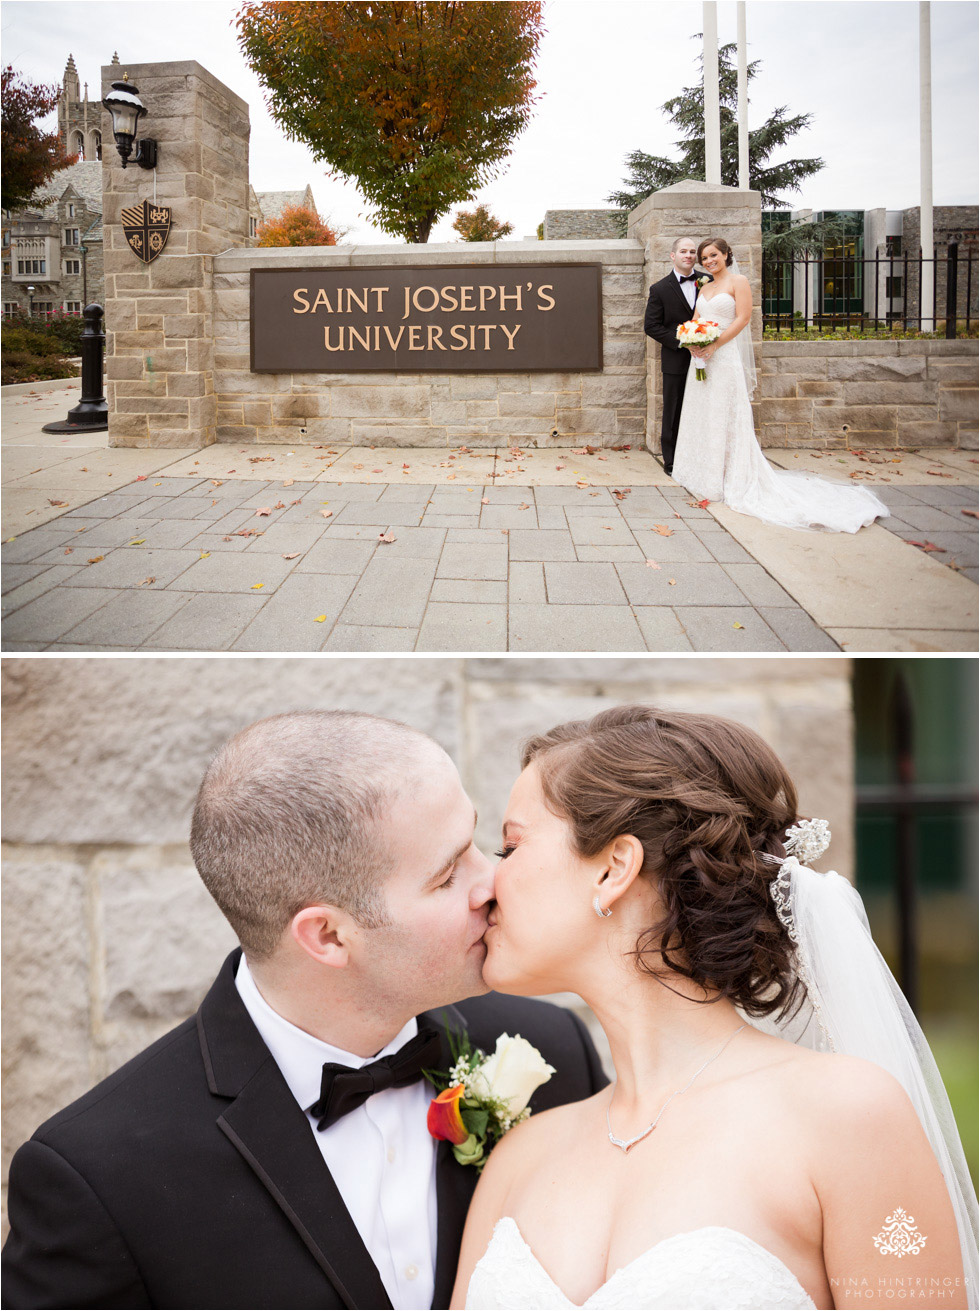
[452,203,514,242]
[1,65,77,212]
[255,204,341,247]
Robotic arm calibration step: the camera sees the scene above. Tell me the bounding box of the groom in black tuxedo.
[2,711,607,1311]
[643,235,711,476]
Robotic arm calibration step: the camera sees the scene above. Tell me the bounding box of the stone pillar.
[627,180,762,455]
[101,61,250,448]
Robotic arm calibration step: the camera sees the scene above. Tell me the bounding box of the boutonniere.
[425,1031,556,1170]
[697,274,712,289]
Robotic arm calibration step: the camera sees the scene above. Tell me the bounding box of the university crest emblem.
[121,199,171,263]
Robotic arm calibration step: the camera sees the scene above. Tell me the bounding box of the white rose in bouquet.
[469,1033,556,1117]
[676,319,722,381]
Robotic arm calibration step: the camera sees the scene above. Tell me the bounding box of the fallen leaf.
[211,479,223,487]
[518,502,530,510]
[249,455,274,463]
[597,455,608,462]
[222,536,232,542]
[47,499,68,507]
[644,559,661,569]
[320,509,333,518]
[255,507,272,516]
[576,479,590,488]
[283,478,294,487]
[129,538,146,545]
[372,468,384,473]
[135,474,147,481]
[611,488,631,501]
[80,466,88,472]
[234,528,259,537]
[907,540,945,552]
[926,469,955,478]
[961,509,979,519]
[697,499,710,509]
[611,444,632,452]
[447,473,457,480]
[314,614,327,623]
[653,525,674,537]
[199,551,211,559]
[733,621,745,629]
[139,576,156,586]
[481,497,490,505]
[555,464,565,471]
[153,482,162,486]
[87,555,104,564]
[282,552,301,560]
[251,583,264,589]
[291,499,302,505]
[63,548,73,555]
[378,531,397,543]
[668,578,677,586]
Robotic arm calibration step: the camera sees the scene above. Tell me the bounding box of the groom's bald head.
[190,710,446,959]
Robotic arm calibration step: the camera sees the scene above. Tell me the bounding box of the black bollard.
[945,243,958,340]
[41,303,109,433]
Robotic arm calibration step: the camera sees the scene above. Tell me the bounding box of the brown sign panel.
[250,264,602,373]
[121,200,171,263]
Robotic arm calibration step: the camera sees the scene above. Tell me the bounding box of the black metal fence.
[762,245,977,339]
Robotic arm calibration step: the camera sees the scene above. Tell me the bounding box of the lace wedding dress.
[671,293,889,533]
[465,1217,815,1310]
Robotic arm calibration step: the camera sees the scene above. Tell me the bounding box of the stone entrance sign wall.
[214,243,643,445]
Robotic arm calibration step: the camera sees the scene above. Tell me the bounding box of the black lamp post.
[102,78,157,169]
[26,283,35,317]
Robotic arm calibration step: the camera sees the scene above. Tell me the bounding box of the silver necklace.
[606,1023,746,1154]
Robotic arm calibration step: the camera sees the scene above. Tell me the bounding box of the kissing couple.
[4,708,977,1309]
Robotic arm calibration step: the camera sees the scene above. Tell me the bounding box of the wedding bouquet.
[676,319,721,381]
[425,1031,555,1170]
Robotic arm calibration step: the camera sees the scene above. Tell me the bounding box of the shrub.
[1,348,77,385]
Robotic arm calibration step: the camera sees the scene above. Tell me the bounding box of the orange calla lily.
[427,1084,469,1145]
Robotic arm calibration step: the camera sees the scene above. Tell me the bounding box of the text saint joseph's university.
[250,264,603,373]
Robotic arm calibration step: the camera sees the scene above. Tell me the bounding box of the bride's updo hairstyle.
[698,237,734,267]
[522,705,804,1019]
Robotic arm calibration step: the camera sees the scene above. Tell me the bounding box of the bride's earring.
[593,895,612,919]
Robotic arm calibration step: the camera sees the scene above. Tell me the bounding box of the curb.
[1,375,82,396]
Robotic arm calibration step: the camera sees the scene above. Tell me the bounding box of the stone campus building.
[0,56,315,320]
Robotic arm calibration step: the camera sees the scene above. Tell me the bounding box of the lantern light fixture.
[102,77,157,170]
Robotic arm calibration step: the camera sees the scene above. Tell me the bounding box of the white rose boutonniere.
[425,1030,556,1170]
[696,274,712,290]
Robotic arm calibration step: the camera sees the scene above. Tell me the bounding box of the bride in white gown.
[451,706,977,1311]
[671,239,889,533]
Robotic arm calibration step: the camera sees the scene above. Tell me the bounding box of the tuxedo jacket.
[2,950,608,1310]
[643,272,713,376]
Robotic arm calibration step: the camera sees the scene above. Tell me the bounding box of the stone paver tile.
[675,607,786,652]
[507,529,576,561]
[633,608,695,651]
[617,561,749,607]
[1,563,49,595]
[535,506,568,529]
[60,589,191,648]
[574,542,647,563]
[566,517,636,546]
[241,523,327,554]
[142,592,267,650]
[2,526,76,564]
[377,483,436,502]
[275,496,354,523]
[544,561,628,605]
[421,490,484,509]
[184,529,255,553]
[33,517,162,556]
[3,642,52,650]
[295,536,378,575]
[695,532,756,565]
[758,607,841,651]
[375,527,447,559]
[446,528,495,544]
[508,561,545,604]
[62,547,198,590]
[190,478,277,501]
[828,626,978,653]
[416,602,507,651]
[532,485,614,505]
[481,485,532,504]
[147,495,229,520]
[319,522,391,540]
[891,505,972,533]
[317,482,385,501]
[508,602,646,651]
[437,542,509,581]
[125,476,208,497]
[631,529,714,563]
[901,531,978,567]
[721,562,798,607]
[1,586,121,644]
[231,574,358,651]
[430,579,508,605]
[60,492,155,519]
[338,556,437,628]
[480,505,538,530]
[422,513,481,529]
[323,625,418,651]
[333,501,425,528]
[169,551,297,593]
[100,517,206,551]
[909,485,978,506]
[2,565,85,616]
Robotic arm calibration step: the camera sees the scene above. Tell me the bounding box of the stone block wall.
[2,656,854,1224]
[759,339,979,449]
[544,209,626,240]
[627,180,763,455]
[101,61,251,448]
[211,241,646,446]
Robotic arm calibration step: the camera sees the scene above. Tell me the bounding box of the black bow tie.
[679,274,698,283]
[309,1025,443,1131]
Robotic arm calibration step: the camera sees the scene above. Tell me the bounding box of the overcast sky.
[3,0,977,243]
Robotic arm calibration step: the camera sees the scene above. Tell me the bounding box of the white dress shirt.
[675,266,698,310]
[235,958,439,1311]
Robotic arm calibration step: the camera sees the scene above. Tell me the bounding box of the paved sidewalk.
[2,383,977,652]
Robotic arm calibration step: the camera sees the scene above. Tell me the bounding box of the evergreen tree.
[607,40,824,216]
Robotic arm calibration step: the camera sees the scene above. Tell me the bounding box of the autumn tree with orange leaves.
[452,203,513,242]
[255,204,341,247]
[236,1,544,243]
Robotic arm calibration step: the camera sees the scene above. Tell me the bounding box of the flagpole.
[919,1,934,330]
[737,2,749,189]
[703,2,721,185]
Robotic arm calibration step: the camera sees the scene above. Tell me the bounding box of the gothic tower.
[57,52,120,161]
